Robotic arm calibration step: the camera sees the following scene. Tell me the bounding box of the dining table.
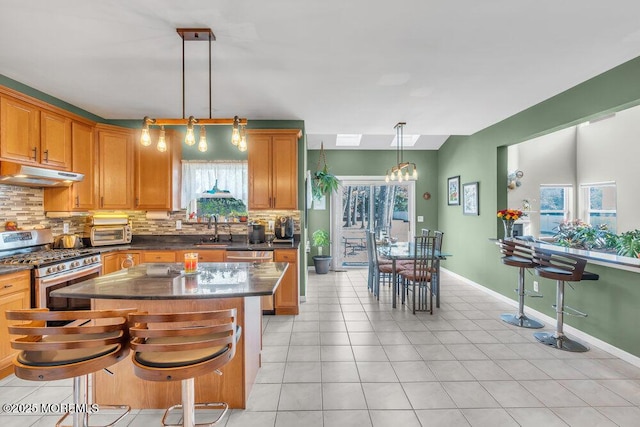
[377,241,451,309]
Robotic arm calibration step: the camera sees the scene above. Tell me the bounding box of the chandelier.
[140,28,248,153]
[385,122,418,182]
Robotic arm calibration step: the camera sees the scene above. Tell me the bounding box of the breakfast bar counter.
[51,262,288,410]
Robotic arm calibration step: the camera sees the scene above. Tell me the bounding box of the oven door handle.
[36,264,103,286]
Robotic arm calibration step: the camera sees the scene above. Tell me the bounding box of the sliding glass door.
[331,178,415,268]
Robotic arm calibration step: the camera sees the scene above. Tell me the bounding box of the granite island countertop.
[51,262,288,300]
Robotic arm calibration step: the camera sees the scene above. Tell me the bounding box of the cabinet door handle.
[3,284,12,289]
[32,147,37,161]
[43,149,49,162]
[75,196,80,207]
[135,198,139,207]
[101,196,104,208]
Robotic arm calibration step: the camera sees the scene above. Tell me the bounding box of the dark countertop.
[0,265,32,274]
[93,234,300,253]
[51,262,288,300]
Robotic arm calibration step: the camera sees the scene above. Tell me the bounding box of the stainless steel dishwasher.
[225,250,275,312]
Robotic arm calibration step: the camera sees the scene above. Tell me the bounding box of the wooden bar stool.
[6,308,135,427]
[532,250,598,352]
[497,239,544,329]
[128,309,239,427]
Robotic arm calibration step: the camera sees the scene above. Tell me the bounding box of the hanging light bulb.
[231,116,240,146]
[141,120,152,146]
[413,168,418,179]
[405,170,410,180]
[238,135,247,152]
[156,126,167,152]
[184,116,196,146]
[385,173,390,183]
[197,125,208,152]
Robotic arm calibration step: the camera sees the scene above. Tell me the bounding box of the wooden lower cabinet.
[0,270,31,379]
[176,250,226,263]
[273,249,299,315]
[141,251,176,263]
[102,251,141,275]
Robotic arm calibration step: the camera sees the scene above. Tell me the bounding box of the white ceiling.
[1,1,640,150]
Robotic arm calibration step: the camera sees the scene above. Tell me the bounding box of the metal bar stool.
[497,239,544,328]
[128,309,239,427]
[532,250,598,352]
[6,308,135,427]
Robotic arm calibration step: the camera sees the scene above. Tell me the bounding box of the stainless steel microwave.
[84,225,132,246]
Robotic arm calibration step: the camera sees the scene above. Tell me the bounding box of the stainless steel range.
[0,228,101,310]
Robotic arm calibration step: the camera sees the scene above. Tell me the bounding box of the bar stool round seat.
[128,309,239,427]
[497,239,544,329]
[6,308,135,427]
[532,250,598,352]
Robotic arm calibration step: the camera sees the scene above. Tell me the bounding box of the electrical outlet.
[176,220,182,230]
[417,216,424,222]
[533,281,539,293]
[62,222,70,234]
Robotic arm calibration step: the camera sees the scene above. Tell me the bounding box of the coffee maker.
[248,222,266,244]
[275,216,294,239]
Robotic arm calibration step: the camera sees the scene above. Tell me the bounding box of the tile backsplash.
[0,184,301,237]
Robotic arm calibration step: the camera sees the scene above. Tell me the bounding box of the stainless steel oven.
[0,229,102,314]
[34,257,102,310]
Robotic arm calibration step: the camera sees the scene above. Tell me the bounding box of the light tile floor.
[1,269,640,426]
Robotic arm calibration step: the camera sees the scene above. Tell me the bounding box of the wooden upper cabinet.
[247,129,300,210]
[0,96,40,164]
[0,96,72,170]
[43,121,97,211]
[40,109,72,170]
[97,125,133,210]
[134,129,182,211]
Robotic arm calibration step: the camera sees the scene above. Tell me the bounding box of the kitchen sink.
[193,242,228,247]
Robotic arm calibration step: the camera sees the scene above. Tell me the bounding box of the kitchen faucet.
[207,215,219,242]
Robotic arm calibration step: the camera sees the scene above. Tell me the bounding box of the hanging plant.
[312,142,339,200]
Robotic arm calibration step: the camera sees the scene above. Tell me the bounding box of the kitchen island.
[51,262,288,409]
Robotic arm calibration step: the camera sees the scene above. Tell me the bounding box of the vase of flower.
[497,208,524,239]
[502,219,515,238]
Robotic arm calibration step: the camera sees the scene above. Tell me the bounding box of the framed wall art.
[462,181,479,215]
[447,176,460,205]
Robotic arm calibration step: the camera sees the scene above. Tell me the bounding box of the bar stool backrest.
[498,239,536,268]
[6,308,134,382]
[532,250,587,282]
[128,309,237,382]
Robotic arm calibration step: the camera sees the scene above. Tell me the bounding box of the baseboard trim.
[442,268,640,369]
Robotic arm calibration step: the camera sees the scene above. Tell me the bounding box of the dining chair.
[370,232,393,296]
[399,235,437,314]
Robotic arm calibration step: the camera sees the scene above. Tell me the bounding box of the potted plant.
[311,229,332,274]
[312,142,339,200]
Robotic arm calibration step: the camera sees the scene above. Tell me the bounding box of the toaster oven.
[84,225,132,246]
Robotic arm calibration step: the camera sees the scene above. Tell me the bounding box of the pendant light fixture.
[385,122,418,182]
[140,28,248,152]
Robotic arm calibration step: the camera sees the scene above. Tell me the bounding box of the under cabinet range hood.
[0,162,84,187]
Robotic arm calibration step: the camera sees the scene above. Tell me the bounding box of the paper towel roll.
[145,211,171,220]
[146,265,170,277]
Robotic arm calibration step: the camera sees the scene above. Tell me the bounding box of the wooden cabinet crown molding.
[245,129,302,138]
[0,85,96,127]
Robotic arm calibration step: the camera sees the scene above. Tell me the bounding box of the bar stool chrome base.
[500,313,544,329]
[533,331,589,352]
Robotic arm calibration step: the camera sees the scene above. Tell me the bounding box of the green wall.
[438,55,640,357]
[306,149,439,263]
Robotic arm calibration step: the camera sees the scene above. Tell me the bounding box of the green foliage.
[615,230,640,258]
[312,166,339,200]
[198,198,247,217]
[553,220,616,251]
[311,229,330,248]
